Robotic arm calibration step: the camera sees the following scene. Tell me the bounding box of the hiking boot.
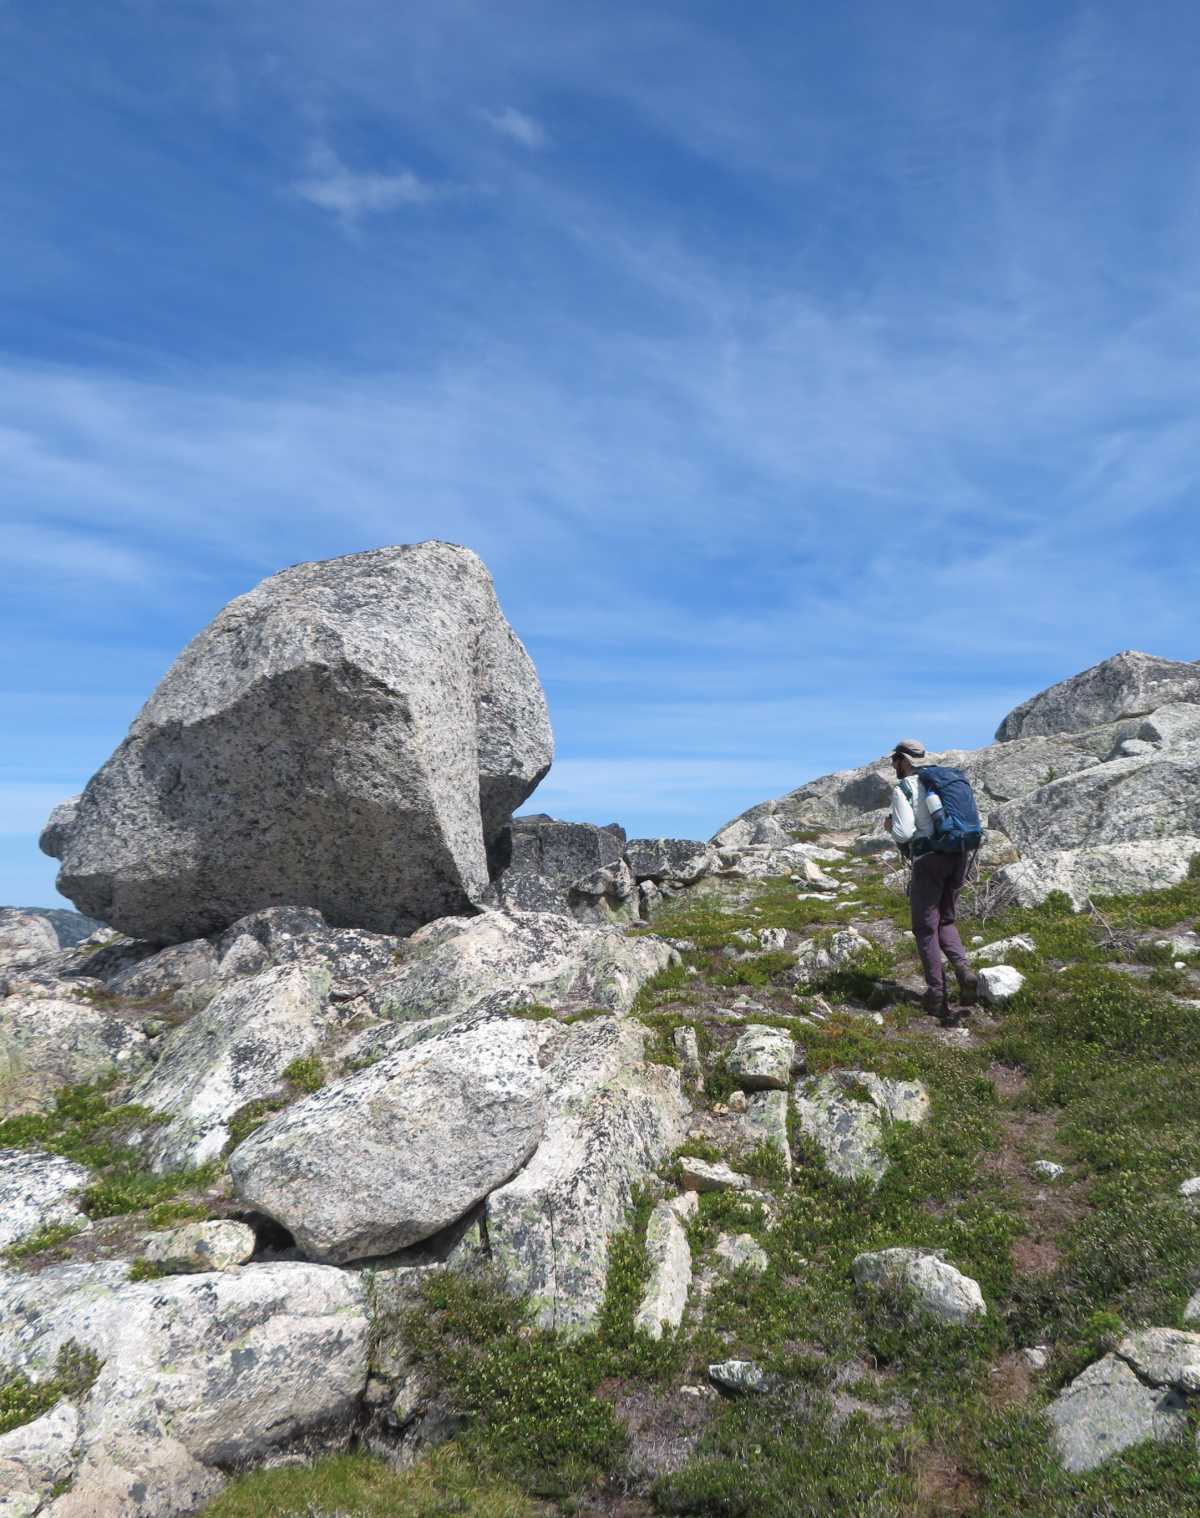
[955,968,979,1008]
[921,988,950,1018]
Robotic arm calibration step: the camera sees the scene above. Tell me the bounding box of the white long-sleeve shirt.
[890,773,943,847]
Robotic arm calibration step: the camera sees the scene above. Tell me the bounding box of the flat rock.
[0,1398,82,1517]
[1116,1328,1200,1393]
[132,962,337,1171]
[1046,1352,1189,1474]
[44,542,552,943]
[679,1157,750,1193]
[727,1025,796,1091]
[231,1016,546,1264]
[977,966,1025,1006]
[140,1220,256,1273]
[974,934,1036,962]
[0,992,148,1117]
[995,651,1200,740]
[0,1149,91,1250]
[992,756,1200,857]
[368,909,678,1022]
[672,1025,704,1092]
[485,815,626,916]
[0,1259,368,1515]
[994,836,1200,909]
[485,1018,688,1334]
[633,1196,692,1339]
[794,1071,929,1186]
[741,1089,791,1174]
[852,1247,986,1324]
[790,928,873,987]
[625,838,713,886]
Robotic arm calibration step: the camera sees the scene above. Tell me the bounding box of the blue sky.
[3,0,1199,909]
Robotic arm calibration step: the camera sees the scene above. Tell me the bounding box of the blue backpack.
[904,766,983,854]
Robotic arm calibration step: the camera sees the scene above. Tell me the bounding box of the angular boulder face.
[229,1016,547,1263]
[995,651,1200,741]
[42,542,553,943]
[486,815,626,914]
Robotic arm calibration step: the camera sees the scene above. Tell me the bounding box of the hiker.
[884,739,980,1018]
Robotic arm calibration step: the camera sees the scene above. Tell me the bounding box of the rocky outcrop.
[633,1193,695,1339]
[139,1220,256,1273]
[994,836,1200,908]
[0,910,59,973]
[1046,1334,1197,1474]
[368,909,678,1022]
[485,816,629,918]
[131,963,337,1171]
[485,1018,688,1334]
[0,1259,368,1515]
[230,1016,546,1263]
[0,1149,91,1250]
[852,1247,986,1324]
[43,542,553,944]
[995,651,1200,741]
[0,990,149,1116]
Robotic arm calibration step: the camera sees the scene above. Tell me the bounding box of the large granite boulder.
[995,651,1200,741]
[1045,1336,1195,1474]
[367,909,678,1022]
[0,1259,368,1517]
[42,542,553,943]
[0,910,59,973]
[131,963,337,1171]
[486,1017,688,1334]
[229,1016,546,1263]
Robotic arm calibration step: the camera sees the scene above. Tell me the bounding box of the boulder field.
[5,572,1199,1513]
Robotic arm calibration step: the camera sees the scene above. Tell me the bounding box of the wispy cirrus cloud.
[292,143,437,223]
[480,105,547,149]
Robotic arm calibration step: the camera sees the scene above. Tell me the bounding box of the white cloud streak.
[480,105,546,149]
[292,143,436,222]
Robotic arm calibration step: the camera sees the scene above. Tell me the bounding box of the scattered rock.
[672,1026,705,1092]
[714,1233,768,1274]
[790,927,873,987]
[1022,1346,1049,1370]
[1032,1160,1065,1181]
[1046,1352,1188,1474]
[727,1025,796,1091]
[1177,1176,1200,1203]
[1116,1327,1200,1394]
[132,963,337,1171]
[633,1196,693,1339]
[707,1360,766,1395]
[140,1220,257,1273]
[741,1090,791,1174]
[977,966,1025,1006]
[794,1071,929,1186]
[974,934,1036,962]
[1184,1291,1199,1325]
[44,542,553,942]
[231,1017,546,1263]
[486,816,627,918]
[0,1149,91,1250]
[678,1158,751,1193]
[852,1248,986,1325]
[625,838,714,887]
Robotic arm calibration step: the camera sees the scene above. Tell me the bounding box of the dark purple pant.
[910,851,970,997]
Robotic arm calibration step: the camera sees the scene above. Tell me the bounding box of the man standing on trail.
[884,739,979,1020]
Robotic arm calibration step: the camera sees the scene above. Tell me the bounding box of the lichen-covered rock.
[995,651,1200,741]
[991,756,1200,856]
[485,1018,688,1334]
[0,1398,82,1517]
[708,1359,766,1395]
[1046,1352,1188,1474]
[0,992,148,1117]
[0,911,59,973]
[741,1090,791,1174]
[231,1016,545,1264]
[672,1025,704,1092]
[131,963,336,1171]
[0,1259,368,1516]
[485,816,625,915]
[727,1025,796,1091]
[994,836,1200,909]
[794,1071,929,1186]
[790,928,873,987]
[852,1247,986,1324]
[714,1233,768,1274]
[633,1195,693,1339]
[974,934,1036,962]
[140,1220,256,1273]
[0,1149,91,1250]
[1116,1328,1200,1394]
[43,542,553,943]
[678,1157,750,1193]
[369,909,678,1022]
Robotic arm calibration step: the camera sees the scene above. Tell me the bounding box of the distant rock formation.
[716,649,1200,907]
[40,542,553,943]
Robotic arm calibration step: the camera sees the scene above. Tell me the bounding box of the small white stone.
[978,965,1025,1006]
[728,1089,748,1113]
[1032,1160,1065,1181]
[1022,1346,1049,1370]
[971,935,984,944]
[1175,961,1187,970]
[1179,1176,1200,1202]
[679,1157,750,1192]
[870,1012,884,1025]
